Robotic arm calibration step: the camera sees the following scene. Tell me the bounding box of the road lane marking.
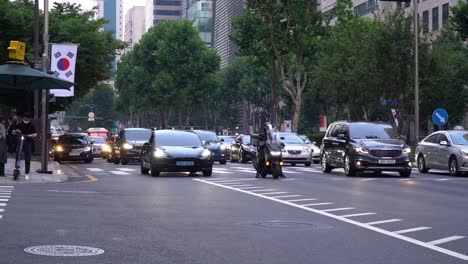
[239,187,265,190]
[110,171,129,175]
[0,196,11,198]
[251,189,277,192]
[87,168,103,172]
[259,192,288,195]
[286,198,317,202]
[0,203,6,206]
[213,170,232,174]
[435,179,451,182]
[340,213,376,218]
[322,207,355,212]
[0,186,13,188]
[47,190,99,194]
[208,179,257,183]
[428,236,465,245]
[193,178,468,261]
[0,191,12,194]
[360,178,377,182]
[116,168,136,172]
[303,202,334,206]
[0,199,9,202]
[0,209,4,212]
[227,185,253,188]
[271,195,302,199]
[282,170,300,174]
[394,227,432,234]
[366,219,403,226]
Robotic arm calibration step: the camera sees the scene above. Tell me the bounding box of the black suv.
[111,128,152,165]
[320,121,412,177]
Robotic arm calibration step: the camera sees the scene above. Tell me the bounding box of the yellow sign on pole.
[7,41,26,61]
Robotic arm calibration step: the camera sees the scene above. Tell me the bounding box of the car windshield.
[58,135,87,145]
[91,137,106,144]
[194,131,219,142]
[125,130,151,141]
[155,132,203,147]
[219,136,235,144]
[349,124,397,139]
[279,133,305,144]
[242,135,251,144]
[449,132,468,145]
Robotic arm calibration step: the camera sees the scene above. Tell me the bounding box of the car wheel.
[399,170,411,177]
[449,156,460,176]
[240,149,246,163]
[203,167,213,176]
[113,156,120,164]
[291,163,296,166]
[344,155,355,176]
[140,158,149,175]
[230,151,237,162]
[220,160,227,165]
[121,158,128,165]
[150,159,159,177]
[321,154,332,173]
[304,162,311,167]
[417,155,429,173]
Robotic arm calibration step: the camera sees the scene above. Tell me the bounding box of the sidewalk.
[0,157,68,184]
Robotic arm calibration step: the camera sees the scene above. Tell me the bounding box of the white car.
[278,133,314,166]
[300,135,321,164]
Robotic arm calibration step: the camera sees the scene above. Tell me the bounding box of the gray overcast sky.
[41,0,147,15]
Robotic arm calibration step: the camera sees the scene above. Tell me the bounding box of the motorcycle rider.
[253,122,285,178]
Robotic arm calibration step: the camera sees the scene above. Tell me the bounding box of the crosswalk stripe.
[213,170,232,174]
[286,198,317,202]
[110,171,129,175]
[0,203,6,206]
[87,168,103,172]
[394,227,432,234]
[271,195,302,199]
[303,202,333,206]
[260,192,288,195]
[239,187,265,190]
[0,199,9,202]
[0,209,4,212]
[251,189,277,192]
[0,196,11,198]
[366,219,403,225]
[116,168,136,172]
[428,236,465,245]
[322,207,355,212]
[0,186,13,188]
[340,212,376,218]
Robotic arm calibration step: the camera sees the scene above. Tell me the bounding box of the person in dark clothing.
[7,116,18,154]
[12,113,37,180]
[0,117,7,176]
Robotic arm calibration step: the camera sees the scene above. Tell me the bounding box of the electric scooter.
[251,126,285,179]
[13,135,25,181]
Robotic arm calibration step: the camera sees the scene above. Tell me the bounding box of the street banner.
[50,44,78,97]
[319,114,327,132]
[391,109,399,127]
[284,120,292,133]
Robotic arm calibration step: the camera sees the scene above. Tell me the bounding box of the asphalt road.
[0,158,467,264]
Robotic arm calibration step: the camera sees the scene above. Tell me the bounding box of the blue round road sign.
[432,108,448,126]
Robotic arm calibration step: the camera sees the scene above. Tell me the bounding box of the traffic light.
[7,41,26,61]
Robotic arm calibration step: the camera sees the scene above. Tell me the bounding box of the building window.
[354,0,379,17]
[154,0,181,6]
[442,3,449,26]
[423,11,429,33]
[405,1,410,8]
[432,7,439,31]
[154,9,181,16]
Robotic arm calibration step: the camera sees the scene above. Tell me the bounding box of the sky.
[40,0,147,15]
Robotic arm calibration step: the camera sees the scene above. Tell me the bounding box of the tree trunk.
[129,109,133,128]
[185,101,192,128]
[292,95,302,132]
[177,98,183,129]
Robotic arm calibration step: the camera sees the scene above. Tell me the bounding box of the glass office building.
[187,0,213,47]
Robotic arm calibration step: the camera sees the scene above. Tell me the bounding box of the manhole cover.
[24,245,104,257]
[254,221,331,230]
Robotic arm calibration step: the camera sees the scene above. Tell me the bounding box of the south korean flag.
[50,44,78,97]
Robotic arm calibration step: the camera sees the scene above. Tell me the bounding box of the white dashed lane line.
[109,171,129,175]
[322,207,355,212]
[194,179,468,261]
[116,168,136,172]
[87,168,104,172]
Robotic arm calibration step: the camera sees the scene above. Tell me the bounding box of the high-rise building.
[212,0,244,68]
[95,0,124,40]
[187,0,213,47]
[125,6,146,49]
[145,0,184,31]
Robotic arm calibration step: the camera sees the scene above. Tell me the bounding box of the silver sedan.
[416,130,468,176]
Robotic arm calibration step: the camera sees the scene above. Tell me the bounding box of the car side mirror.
[304,139,311,144]
[440,141,450,146]
[204,141,211,147]
[90,139,95,144]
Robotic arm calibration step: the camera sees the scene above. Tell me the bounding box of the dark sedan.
[53,133,93,163]
[230,134,256,163]
[111,128,152,165]
[140,130,213,177]
[190,130,227,164]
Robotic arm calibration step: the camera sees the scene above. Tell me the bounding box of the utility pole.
[414,0,419,145]
[34,0,39,119]
[39,0,50,173]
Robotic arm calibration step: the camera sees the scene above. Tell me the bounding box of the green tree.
[231,0,326,132]
[451,0,468,40]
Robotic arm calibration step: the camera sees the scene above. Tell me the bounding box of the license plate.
[176,161,194,166]
[378,159,396,164]
[69,149,82,156]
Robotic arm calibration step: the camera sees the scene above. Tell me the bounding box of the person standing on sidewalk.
[0,117,7,177]
[7,116,18,154]
[13,113,37,180]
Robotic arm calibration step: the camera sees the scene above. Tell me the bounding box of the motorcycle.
[251,126,284,179]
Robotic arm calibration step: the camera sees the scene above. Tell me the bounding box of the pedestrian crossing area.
[0,185,14,221]
[87,167,137,175]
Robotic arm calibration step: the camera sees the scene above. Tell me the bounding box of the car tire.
[344,154,355,177]
[291,163,296,166]
[399,170,411,177]
[203,168,213,176]
[121,158,128,165]
[321,154,332,173]
[140,159,149,174]
[85,158,93,163]
[230,151,237,163]
[150,160,159,177]
[220,160,227,165]
[240,149,246,163]
[113,156,120,164]
[304,162,312,167]
[417,155,429,173]
[449,156,461,176]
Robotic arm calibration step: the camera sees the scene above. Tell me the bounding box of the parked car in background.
[190,130,227,164]
[140,130,213,177]
[219,135,235,159]
[111,128,152,165]
[230,134,256,163]
[300,135,321,164]
[277,133,313,166]
[416,130,468,176]
[53,133,94,163]
[90,136,106,158]
[321,121,412,177]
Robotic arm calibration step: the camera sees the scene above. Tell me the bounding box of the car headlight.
[101,144,111,153]
[303,147,312,153]
[460,150,468,156]
[56,145,64,152]
[355,147,369,154]
[270,150,281,156]
[201,149,211,157]
[220,144,226,151]
[122,143,133,150]
[403,147,411,154]
[154,148,167,158]
[84,146,91,152]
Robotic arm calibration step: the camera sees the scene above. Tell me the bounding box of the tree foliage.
[451,0,468,40]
